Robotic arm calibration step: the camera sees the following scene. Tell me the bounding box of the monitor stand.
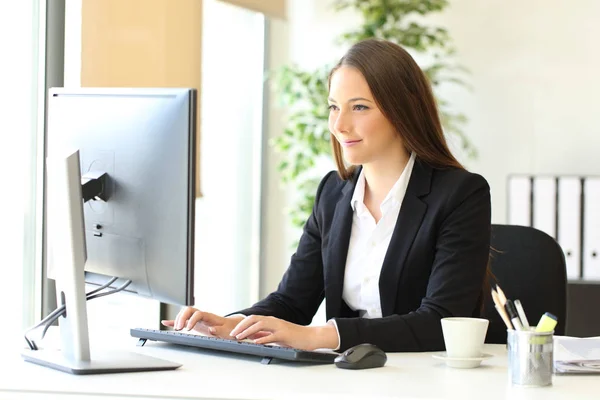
[21,150,180,374]
[21,349,181,375]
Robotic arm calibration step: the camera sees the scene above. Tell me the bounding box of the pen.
[505,300,523,331]
[491,289,513,329]
[514,300,530,330]
[535,312,558,333]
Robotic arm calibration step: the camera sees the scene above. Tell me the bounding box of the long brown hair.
[328,38,462,180]
[328,38,493,312]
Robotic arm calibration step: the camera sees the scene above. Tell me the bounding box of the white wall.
[262,0,600,301]
[432,0,600,223]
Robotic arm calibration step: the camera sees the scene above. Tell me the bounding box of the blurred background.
[2,0,599,344]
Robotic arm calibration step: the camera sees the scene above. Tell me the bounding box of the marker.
[514,300,530,330]
[505,300,523,331]
[535,312,558,333]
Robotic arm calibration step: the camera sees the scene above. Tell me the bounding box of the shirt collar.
[350,170,366,212]
[350,152,416,213]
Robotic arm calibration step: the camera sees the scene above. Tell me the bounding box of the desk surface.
[2,338,599,400]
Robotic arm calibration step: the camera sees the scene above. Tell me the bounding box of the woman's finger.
[185,310,205,330]
[235,321,264,340]
[248,331,271,340]
[208,324,233,338]
[161,319,175,327]
[208,324,269,340]
[230,315,261,337]
[253,333,279,345]
[174,307,197,330]
[188,310,228,331]
[235,318,278,340]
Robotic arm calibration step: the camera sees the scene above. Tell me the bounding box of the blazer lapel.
[324,169,359,319]
[379,159,432,316]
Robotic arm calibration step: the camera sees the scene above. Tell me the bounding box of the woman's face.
[328,66,402,166]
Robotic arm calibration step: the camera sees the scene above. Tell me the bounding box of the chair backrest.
[484,224,567,343]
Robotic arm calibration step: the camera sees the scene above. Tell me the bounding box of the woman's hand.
[161,307,244,339]
[230,315,339,351]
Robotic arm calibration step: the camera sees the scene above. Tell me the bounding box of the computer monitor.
[22,87,197,374]
[48,87,196,305]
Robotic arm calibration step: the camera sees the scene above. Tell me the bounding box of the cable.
[24,277,119,336]
[24,335,38,351]
[24,278,132,350]
[39,280,132,339]
[87,279,132,301]
[27,279,132,348]
[85,277,119,296]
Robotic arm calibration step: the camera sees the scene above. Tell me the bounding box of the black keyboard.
[130,328,338,363]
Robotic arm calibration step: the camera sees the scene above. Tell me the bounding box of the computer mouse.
[334,343,387,370]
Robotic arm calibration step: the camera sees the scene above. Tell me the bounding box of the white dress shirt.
[342,152,416,318]
[328,153,415,347]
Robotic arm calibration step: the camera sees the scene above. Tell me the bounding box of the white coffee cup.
[441,317,489,358]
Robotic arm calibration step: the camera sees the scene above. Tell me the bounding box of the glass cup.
[507,329,554,387]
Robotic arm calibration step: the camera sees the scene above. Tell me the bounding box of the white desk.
[2,339,599,400]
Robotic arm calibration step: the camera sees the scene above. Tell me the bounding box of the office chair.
[483,224,568,344]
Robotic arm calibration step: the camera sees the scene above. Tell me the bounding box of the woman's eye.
[328,104,368,111]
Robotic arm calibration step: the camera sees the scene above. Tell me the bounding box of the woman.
[162,38,491,353]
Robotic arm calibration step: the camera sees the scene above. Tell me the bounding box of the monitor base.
[22,349,181,375]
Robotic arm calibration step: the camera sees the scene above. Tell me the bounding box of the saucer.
[432,352,493,369]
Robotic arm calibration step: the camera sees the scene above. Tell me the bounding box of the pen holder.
[507,329,553,387]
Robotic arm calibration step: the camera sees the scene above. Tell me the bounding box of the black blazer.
[236,158,491,352]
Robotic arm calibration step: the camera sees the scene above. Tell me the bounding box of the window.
[0,0,43,342]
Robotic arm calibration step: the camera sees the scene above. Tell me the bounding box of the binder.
[508,176,531,227]
[532,177,557,238]
[583,178,600,280]
[557,177,582,280]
